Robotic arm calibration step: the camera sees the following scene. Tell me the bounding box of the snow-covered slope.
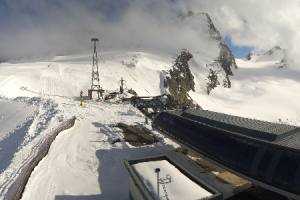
[0,97,60,197]
[0,99,36,141]
[0,49,300,199]
[1,50,300,124]
[0,98,37,174]
[190,58,300,125]
[0,52,172,99]
[0,7,299,199]
[0,52,175,200]
[247,46,287,63]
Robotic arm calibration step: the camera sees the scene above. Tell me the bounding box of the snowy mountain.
[179,11,237,76]
[247,46,288,68]
[1,9,300,200]
[1,49,300,199]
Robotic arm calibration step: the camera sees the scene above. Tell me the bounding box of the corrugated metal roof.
[275,132,300,149]
[153,110,300,198]
[182,109,299,142]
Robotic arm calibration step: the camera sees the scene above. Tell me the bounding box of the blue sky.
[224,36,254,58]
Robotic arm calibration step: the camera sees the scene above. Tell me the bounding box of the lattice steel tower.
[89,38,102,99]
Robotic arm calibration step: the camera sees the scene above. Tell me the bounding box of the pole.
[155,168,160,200]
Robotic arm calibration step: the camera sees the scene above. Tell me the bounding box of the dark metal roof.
[153,109,300,199]
[275,131,300,149]
[181,109,299,142]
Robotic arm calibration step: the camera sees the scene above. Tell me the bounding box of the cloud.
[0,0,208,60]
[0,0,299,66]
[183,0,300,65]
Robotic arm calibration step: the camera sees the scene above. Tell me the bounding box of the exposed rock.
[278,57,288,68]
[202,12,222,41]
[116,123,158,147]
[205,60,231,94]
[127,88,138,96]
[206,68,220,95]
[202,12,238,75]
[248,46,288,68]
[246,52,254,60]
[265,46,282,55]
[223,75,231,88]
[176,11,237,95]
[179,11,237,76]
[166,50,196,108]
[218,42,236,76]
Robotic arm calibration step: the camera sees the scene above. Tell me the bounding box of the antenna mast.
[88,38,103,99]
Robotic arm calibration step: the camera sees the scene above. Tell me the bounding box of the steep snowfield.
[1,50,300,199]
[248,46,286,63]
[190,59,300,125]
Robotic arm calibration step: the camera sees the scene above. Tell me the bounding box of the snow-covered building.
[124,152,222,200]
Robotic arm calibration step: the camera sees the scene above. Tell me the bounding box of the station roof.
[178,109,300,143]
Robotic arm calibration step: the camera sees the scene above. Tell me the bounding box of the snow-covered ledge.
[3,117,76,200]
[124,152,222,200]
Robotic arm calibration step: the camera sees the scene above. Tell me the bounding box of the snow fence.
[3,117,76,200]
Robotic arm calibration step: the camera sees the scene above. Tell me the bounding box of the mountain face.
[166,50,196,108]
[165,11,237,97]
[180,11,237,76]
[247,46,288,67]
[204,13,238,75]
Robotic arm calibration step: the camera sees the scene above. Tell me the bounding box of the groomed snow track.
[153,109,300,200]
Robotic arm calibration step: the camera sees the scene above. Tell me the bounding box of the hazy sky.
[0,0,299,63]
[188,0,300,63]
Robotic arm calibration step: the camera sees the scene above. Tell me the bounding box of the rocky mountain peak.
[179,11,237,76]
[266,46,282,55]
[166,49,196,108]
[247,46,288,67]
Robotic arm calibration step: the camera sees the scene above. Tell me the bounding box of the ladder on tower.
[88,38,104,100]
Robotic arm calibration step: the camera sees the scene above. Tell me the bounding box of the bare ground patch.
[116,123,158,147]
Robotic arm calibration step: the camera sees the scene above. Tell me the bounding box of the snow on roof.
[133,160,213,200]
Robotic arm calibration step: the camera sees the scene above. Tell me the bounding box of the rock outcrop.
[202,12,237,75]
[180,11,237,76]
[247,46,288,68]
[166,50,196,108]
